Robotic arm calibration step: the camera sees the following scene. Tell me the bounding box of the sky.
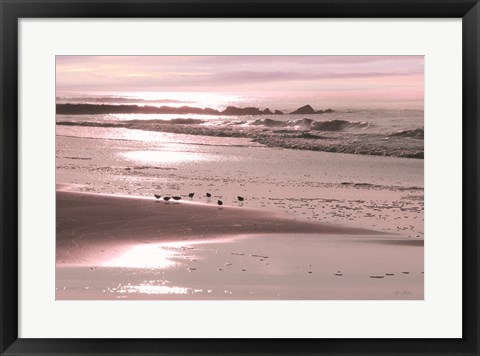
[56,56,424,109]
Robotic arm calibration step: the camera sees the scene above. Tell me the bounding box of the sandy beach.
[56,189,376,266]
[56,190,423,300]
[55,56,424,300]
[56,131,424,300]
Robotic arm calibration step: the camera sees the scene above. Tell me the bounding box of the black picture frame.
[1,1,478,355]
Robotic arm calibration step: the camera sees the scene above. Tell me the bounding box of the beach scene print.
[56,56,424,300]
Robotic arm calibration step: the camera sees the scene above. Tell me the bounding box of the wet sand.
[56,190,423,300]
[56,190,375,264]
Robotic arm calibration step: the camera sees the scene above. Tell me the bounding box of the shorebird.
[237,195,245,205]
[154,194,161,200]
[206,192,211,202]
[163,196,171,202]
[188,192,195,200]
[217,200,223,209]
[172,196,181,202]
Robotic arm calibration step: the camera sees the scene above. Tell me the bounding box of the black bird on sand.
[206,193,211,198]
[154,194,161,200]
[188,193,195,199]
[163,196,171,202]
[237,196,245,206]
[172,196,181,201]
[217,200,223,209]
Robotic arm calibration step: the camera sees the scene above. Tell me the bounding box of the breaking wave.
[57,118,423,159]
[311,119,371,131]
[388,128,424,139]
[250,118,370,131]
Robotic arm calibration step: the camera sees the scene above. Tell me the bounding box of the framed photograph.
[1,0,479,355]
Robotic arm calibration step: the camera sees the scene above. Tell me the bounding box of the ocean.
[56,94,424,159]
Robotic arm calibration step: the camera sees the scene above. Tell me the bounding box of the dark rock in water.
[222,106,247,115]
[59,103,291,116]
[222,106,267,116]
[57,103,331,117]
[56,103,220,116]
[290,104,315,115]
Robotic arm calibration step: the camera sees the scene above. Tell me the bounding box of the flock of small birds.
[154,192,245,209]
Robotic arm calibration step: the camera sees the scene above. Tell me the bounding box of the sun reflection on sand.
[102,244,181,269]
[113,284,193,295]
[102,239,236,270]
[122,150,209,164]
